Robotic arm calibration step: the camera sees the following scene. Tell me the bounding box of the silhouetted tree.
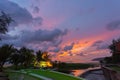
[0,44,16,71]
[104,57,112,63]
[35,50,52,68]
[9,48,22,69]
[109,38,120,63]
[109,39,116,54]
[19,47,35,68]
[36,50,43,62]
[0,12,12,35]
[42,51,51,61]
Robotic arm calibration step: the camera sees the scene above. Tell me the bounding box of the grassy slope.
[25,69,84,80]
[109,66,120,71]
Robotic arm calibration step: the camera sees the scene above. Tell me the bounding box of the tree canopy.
[0,12,12,35]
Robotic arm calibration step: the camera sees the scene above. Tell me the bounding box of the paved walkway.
[81,69,106,80]
[0,72,9,80]
[29,73,53,80]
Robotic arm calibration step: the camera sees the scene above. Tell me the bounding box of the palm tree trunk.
[0,64,3,72]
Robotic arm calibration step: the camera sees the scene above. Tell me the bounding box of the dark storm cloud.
[106,20,120,31]
[0,29,67,50]
[52,39,62,47]
[33,6,40,13]
[49,47,60,52]
[33,17,43,26]
[76,53,84,56]
[91,40,108,50]
[63,43,74,51]
[92,40,103,47]
[97,44,108,50]
[21,29,67,43]
[0,34,19,46]
[0,34,18,40]
[0,0,42,27]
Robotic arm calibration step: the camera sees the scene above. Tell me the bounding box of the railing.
[102,66,120,80]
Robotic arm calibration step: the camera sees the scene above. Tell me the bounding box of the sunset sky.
[0,0,120,63]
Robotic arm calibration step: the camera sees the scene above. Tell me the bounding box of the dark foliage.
[0,44,16,71]
[0,12,12,34]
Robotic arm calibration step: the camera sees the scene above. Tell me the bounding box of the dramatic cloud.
[0,34,18,40]
[51,39,62,47]
[0,0,42,27]
[97,44,109,50]
[91,40,108,50]
[63,43,74,51]
[107,20,120,31]
[33,17,43,26]
[76,52,88,56]
[33,6,40,13]
[91,40,103,47]
[0,28,67,51]
[50,47,60,52]
[21,29,67,43]
[0,0,120,62]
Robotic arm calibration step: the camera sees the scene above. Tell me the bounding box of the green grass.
[7,72,41,80]
[109,66,120,71]
[25,69,84,80]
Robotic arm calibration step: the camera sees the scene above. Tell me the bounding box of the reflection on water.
[71,67,101,77]
[71,69,86,77]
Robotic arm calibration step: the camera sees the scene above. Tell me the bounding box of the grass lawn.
[25,69,84,80]
[109,66,120,71]
[7,72,41,80]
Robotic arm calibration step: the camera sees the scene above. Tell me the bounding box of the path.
[0,72,9,80]
[80,69,106,80]
[29,73,53,80]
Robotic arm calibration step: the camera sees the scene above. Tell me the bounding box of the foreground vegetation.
[103,38,120,64]
[109,66,120,71]
[5,69,85,80]
[24,69,84,80]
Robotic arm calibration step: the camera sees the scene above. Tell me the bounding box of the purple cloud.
[0,0,43,28]
[107,20,120,31]
[63,42,74,51]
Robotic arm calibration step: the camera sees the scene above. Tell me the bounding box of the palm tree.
[19,47,35,68]
[42,52,51,61]
[109,38,120,63]
[36,51,51,61]
[9,48,22,69]
[36,50,43,62]
[35,51,52,67]
[0,12,12,35]
[0,44,16,71]
[109,39,116,53]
